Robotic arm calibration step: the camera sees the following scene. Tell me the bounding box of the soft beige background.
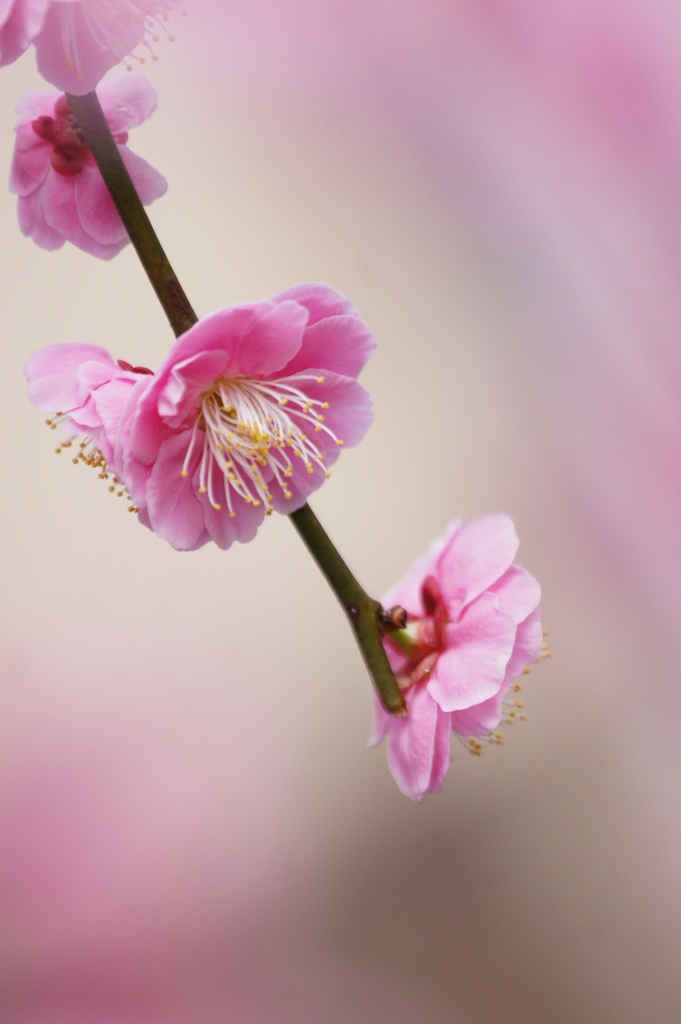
[1,1,680,1020]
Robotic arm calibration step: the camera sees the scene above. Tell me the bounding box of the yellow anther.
[199,486,207,494]
[316,376,324,383]
[213,503,221,511]
[181,469,188,478]
[229,511,235,518]
[336,439,344,446]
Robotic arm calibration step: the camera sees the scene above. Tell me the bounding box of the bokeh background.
[2,1,681,1020]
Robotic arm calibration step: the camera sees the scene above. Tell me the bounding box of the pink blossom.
[122,283,375,551]
[25,284,375,548]
[25,342,152,483]
[371,516,542,801]
[0,0,180,94]
[9,72,166,259]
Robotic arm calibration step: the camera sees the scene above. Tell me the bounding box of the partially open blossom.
[371,516,543,801]
[10,72,166,259]
[25,342,152,492]
[25,283,375,549]
[1,0,181,94]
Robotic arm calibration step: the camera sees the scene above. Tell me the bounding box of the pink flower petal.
[279,314,376,379]
[505,607,543,681]
[144,432,210,552]
[427,592,516,712]
[72,161,127,246]
[488,565,541,625]
[97,71,159,134]
[0,0,49,66]
[273,282,359,327]
[25,343,118,411]
[381,520,462,616]
[34,1,147,95]
[382,685,451,802]
[9,124,49,195]
[451,693,503,737]
[437,514,520,620]
[17,191,64,250]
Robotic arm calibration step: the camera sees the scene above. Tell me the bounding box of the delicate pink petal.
[381,520,463,616]
[97,71,159,134]
[25,343,118,411]
[89,374,139,463]
[427,592,516,712]
[488,565,541,626]
[200,473,265,551]
[505,607,543,681]
[72,161,127,245]
[451,693,503,737]
[17,191,64,250]
[301,373,374,449]
[157,351,231,426]
[118,146,167,204]
[273,282,359,327]
[229,301,308,378]
[144,433,209,552]
[437,515,520,620]
[279,314,376,379]
[14,87,55,119]
[0,0,49,66]
[34,2,147,95]
[9,124,49,195]
[383,685,451,802]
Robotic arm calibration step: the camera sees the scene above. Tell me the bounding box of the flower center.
[180,372,343,516]
[32,96,89,176]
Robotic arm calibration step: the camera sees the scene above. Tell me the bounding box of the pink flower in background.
[123,283,375,551]
[0,0,48,67]
[10,72,166,259]
[371,516,542,801]
[0,0,180,93]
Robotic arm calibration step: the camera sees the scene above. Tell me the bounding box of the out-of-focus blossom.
[371,516,542,801]
[122,283,375,551]
[9,72,166,259]
[24,284,375,549]
[0,0,180,94]
[0,0,48,67]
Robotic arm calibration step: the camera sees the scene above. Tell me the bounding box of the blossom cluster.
[25,283,376,550]
[372,516,543,800]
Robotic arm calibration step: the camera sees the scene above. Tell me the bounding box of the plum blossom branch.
[66,89,407,718]
[65,88,196,338]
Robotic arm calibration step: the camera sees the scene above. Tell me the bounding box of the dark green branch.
[66,89,197,338]
[68,89,406,717]
[290,505,406,715]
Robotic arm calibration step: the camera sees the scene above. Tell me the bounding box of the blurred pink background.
[2,0,681,1020]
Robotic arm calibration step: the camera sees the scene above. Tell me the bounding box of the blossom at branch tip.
[24,284,376,549]
[371,516,543,801]
[10,72,166,259]
[0,0,182,94]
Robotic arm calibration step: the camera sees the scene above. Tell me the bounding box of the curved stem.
[68,89,406,717]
